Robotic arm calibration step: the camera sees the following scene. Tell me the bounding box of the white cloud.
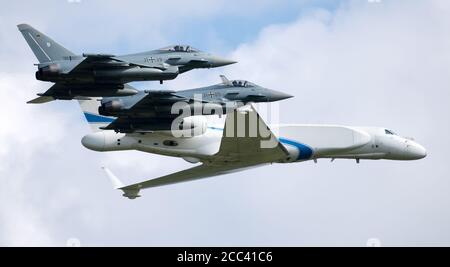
[0,75,67,245]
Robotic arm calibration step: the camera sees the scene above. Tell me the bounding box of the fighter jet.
[97,75,292,132]
[73,99,427,199]
[17,24,236,103]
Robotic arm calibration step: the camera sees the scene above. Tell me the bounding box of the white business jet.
[78,99,426,199]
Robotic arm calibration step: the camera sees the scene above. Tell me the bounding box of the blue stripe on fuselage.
[207,127,313,161]
[83,112,115,123]
[208,126,224,131]
[277,138,313,161]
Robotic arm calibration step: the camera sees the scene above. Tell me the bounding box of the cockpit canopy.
[159,45,201,53]
[231,80,256,88]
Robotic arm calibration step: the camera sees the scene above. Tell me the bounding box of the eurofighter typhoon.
[98,75,292,132]
[17,24,236,103]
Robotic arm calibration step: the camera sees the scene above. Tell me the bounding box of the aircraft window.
[163,140,178,146]
[385,129,396,135]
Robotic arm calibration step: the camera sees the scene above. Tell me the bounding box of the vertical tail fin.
[17,24,75,63]
[78,98,115,132]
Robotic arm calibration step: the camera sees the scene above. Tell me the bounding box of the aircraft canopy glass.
[231,80,256,87]
[159,45,201,53]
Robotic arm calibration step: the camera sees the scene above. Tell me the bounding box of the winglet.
[220,75,232,86]
[101,167,141,199]
[102,167,124,189]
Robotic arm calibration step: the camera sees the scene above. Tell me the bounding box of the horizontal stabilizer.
[27,95,55,104]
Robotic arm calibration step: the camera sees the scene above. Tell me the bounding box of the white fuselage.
[81,124,426,163]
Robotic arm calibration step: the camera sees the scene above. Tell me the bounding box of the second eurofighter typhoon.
[17,24,236,103]
[97,75,292,132]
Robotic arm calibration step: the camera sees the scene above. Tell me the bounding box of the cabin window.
[385,129,396,135]
[163,140,178,146]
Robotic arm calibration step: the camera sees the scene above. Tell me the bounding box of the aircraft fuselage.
[81,124,427,163]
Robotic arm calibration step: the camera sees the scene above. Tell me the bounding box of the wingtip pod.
[101,167,141,199]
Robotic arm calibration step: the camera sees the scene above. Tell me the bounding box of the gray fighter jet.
[98,75,292,132]
[17,24,236,104]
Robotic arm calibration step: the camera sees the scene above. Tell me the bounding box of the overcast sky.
[1,0,449,246]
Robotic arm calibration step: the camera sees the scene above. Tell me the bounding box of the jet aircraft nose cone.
[266,89,293,102]
[406,142,427,160]
[209,56,237,67]
[274,91,293,101]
